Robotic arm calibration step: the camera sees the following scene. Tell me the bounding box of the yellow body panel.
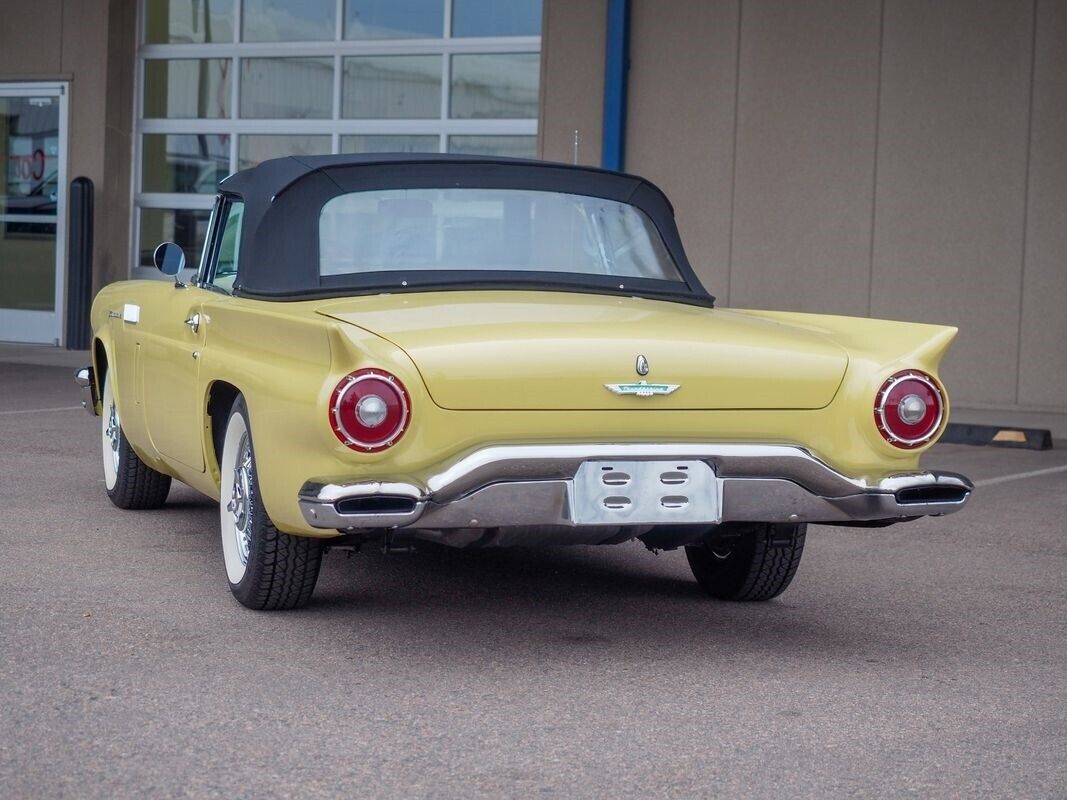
[91,283,956,537]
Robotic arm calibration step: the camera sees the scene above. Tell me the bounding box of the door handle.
[184,313,201,334]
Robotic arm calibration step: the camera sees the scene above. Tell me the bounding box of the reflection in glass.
[138,208,212,268]
[238,135,331,170]
[340,135,439,154]
[142,134,230,194]
[240,58,334,118]
[242,0,335,42]
[450,54,539,119]
[144,0,235,43]
[342,56,441,119]
[452,0,542,37]
[1,96,60,217]
[144,59,232,119]
[344,0,442,39]
[448,135,536,158]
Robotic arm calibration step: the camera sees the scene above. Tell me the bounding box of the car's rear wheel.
[101,372,171,509]
[685,522,806,601]
[220,395,324,610]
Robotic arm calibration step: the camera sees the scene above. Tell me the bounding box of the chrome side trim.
[296,443,973,532]
[74,367,98,416]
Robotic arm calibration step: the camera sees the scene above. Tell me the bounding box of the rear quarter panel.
[194,296,423,533]
[734,308,958,456]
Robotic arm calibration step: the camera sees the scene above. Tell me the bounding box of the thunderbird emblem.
[605,380,680,397]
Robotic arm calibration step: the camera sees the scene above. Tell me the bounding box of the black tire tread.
[686,522,806,601]
[227,396,323,611]
[736,523,806,601]
[239,514,323,610]
[107,428,172,510]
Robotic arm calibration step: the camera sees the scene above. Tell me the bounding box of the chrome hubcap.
[225,434,253,566]
[105,402,120,472]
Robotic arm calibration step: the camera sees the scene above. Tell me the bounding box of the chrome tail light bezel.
[874,370,945,449]
[329,369,411,452]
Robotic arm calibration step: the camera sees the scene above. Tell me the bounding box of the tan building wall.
[0,0,137,293]
[539,0,607,167]
[541,0,1067,422]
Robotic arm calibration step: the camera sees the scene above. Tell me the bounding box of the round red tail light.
[874,370,944,448]
[329,369,410,452]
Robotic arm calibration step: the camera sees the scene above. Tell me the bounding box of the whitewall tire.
[101,373,120,491]
[219,395,324,610]
[101,372,171,509]
[219,409,253,585]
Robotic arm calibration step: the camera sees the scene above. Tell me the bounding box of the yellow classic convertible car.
[76,154,972,610]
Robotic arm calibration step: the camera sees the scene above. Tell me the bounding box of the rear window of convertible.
[318,188,683,282]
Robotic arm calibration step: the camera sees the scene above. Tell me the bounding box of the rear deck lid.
[317,291,848,411]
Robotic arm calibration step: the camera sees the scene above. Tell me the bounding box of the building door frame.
[0,81,69,346]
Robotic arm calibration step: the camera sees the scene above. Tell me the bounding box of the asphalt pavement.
[1,362,1065,799]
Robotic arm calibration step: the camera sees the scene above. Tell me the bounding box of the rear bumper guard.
[74,367,99,416]
[297,444,972,531]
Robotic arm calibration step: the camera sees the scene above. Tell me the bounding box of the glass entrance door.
[0,83,68,344]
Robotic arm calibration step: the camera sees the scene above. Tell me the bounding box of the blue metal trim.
[601,0,631,172]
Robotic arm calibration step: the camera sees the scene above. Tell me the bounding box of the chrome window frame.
[196,193,244,294]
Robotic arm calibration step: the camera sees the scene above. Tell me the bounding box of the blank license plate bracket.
[571,460,720,526]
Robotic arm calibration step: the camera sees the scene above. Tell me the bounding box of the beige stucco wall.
[541,0,1067,420]
[0,0,136,299]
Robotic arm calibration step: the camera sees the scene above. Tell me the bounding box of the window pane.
[214,202,244,290]
[344,0,443,39]
[141,134,230,194]
[340,135,439,154]
[452,0,541,37]
[143,59,231,119]
[238,135,331,170]
[139,208,212,268]
[448,135,536,158]
[240,57,333,118]
[242,0,335,42]
[144,0,234,43]
[342,56,441,119]
[319,189,681,280]
[0,223,56,311]
[450,54,539,119]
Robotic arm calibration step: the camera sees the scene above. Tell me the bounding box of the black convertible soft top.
[217,153,713,305]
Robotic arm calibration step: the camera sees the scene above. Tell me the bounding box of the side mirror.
[153,241,187,285]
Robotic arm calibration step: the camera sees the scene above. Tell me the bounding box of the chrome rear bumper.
[297,443,972,532]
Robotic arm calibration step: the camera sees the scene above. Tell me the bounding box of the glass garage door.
[134,0,541,277]
[0,83,68,345]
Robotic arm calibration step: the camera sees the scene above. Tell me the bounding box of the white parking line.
[975,464,1067,487]
[0,406,82,416]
